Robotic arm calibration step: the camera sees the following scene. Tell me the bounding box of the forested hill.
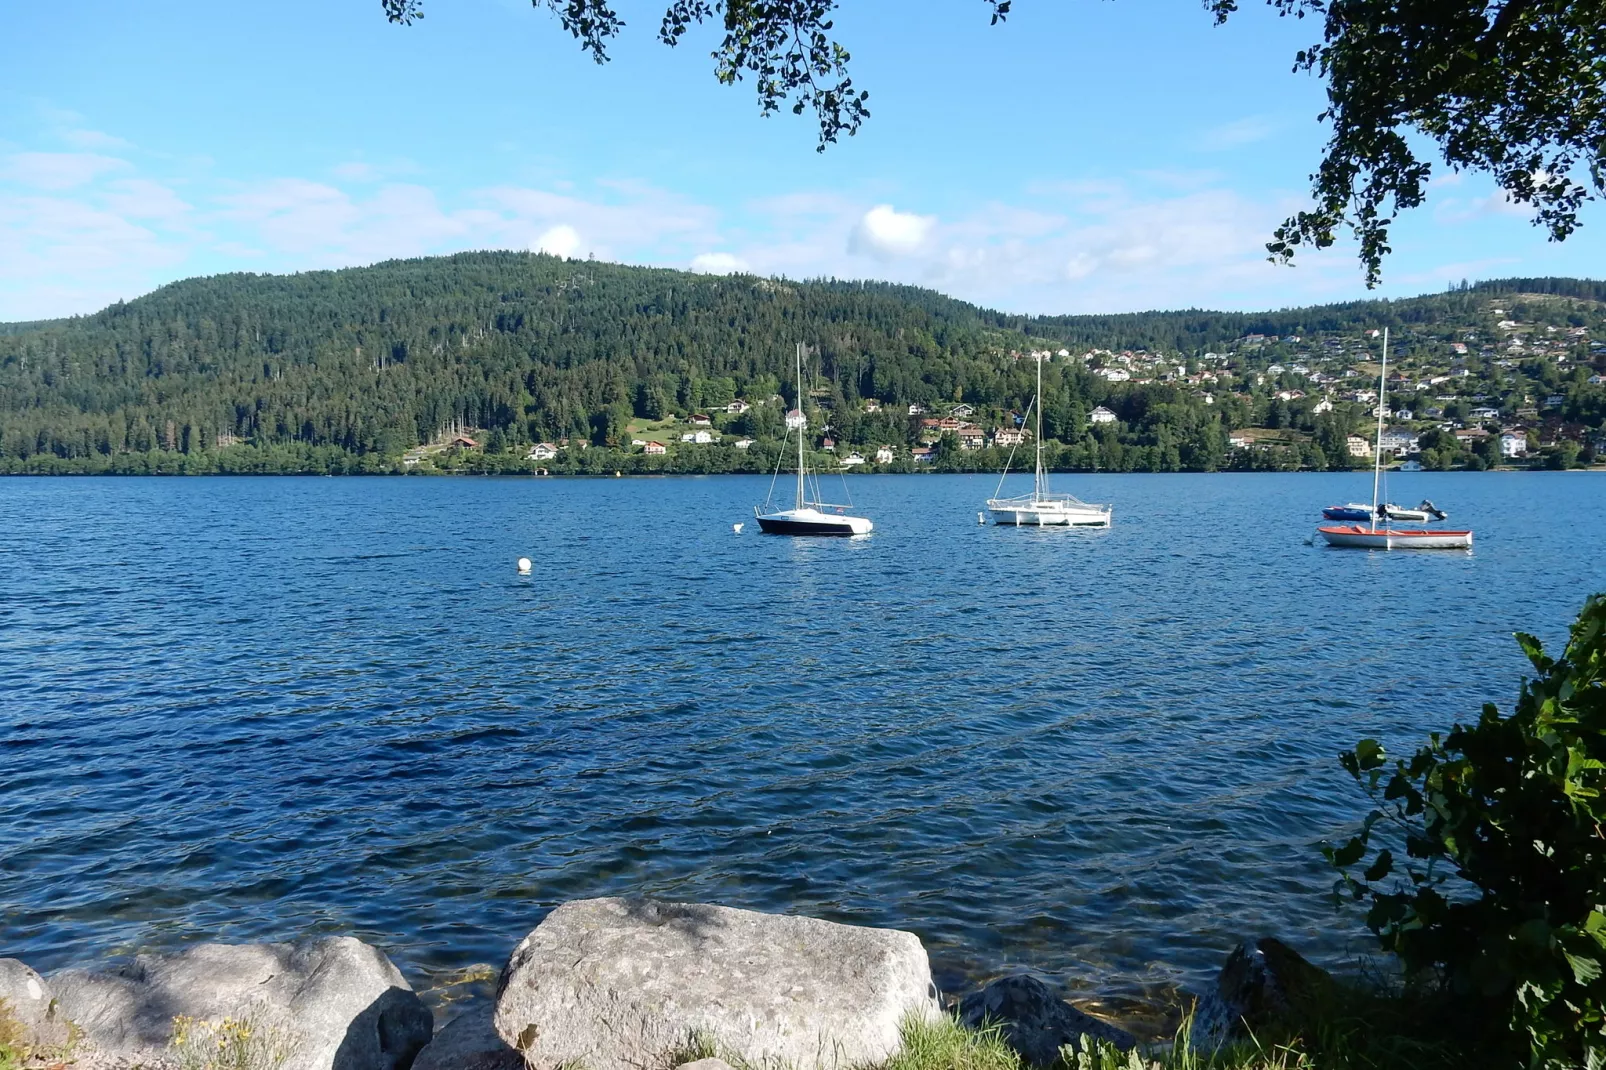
[1,252,1602,474]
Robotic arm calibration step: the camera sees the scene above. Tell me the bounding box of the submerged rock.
[49,937,432,1070]
[412,1008,521,1070]
[0,958,73,1051]
[955,974,1137,1064]
[493,897,940,1070]
[1192,937,1333,1050]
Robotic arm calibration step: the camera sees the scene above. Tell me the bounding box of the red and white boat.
[1317,524,1472,550]
[1317,327,1472,551]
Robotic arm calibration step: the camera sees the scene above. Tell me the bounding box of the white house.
[680,432,697,442]
[1347,435,1372,458]
[630,438,646,447]
[644,441,667,455]
[875,445,895,464]
[527,442,558,461]
[1312,397,1334,414]
[726,400,751,414]
[690,414,713,427]
[1097,368,1131,382]
[840,452,866,467]
[950,404,975,418]
[1500,430,1528,458]
[733,438,755,450]
[992,428,1026,447]
[1089,406,1118,425]
[785,408,806,430]
[1378,427,1419,456]
[908,404,926,416]
[1471,407,1501,420]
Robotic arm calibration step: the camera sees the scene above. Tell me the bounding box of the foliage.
[1326,594,1606,1069]
[1,253,1598,475]
[170,1013,297,1070]
[1208,0,1606,286]
[383,1,1604,283]
[0,1000,24,1070]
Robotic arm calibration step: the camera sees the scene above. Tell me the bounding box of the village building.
[644,441,667,455]
[874,445,895,464]
[956,427,986,450]
[1089,406,1118,425]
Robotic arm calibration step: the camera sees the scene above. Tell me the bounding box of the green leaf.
[1567,951,1603,984]
[1332,836,1367,869]
[1363,848,1394,883]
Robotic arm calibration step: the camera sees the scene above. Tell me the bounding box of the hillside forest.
[1,253,1603,476]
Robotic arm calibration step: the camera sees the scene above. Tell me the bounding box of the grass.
[0,1000,25,1070]
[169,1013,297,1070]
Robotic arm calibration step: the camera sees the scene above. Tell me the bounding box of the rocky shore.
[0,898,1323,1070]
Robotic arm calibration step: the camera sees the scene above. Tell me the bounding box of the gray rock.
[673,1060,735,1070]
[493,898,941,1070]
[0,958,73,1051]
[955,975,1136,1065]
[1191,938,1333,1051]
[412,1008,521,1070]
[50,937,432,1070]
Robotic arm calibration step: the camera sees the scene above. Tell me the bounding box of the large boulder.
[493,898,941,1070]
[1191,938,1334,1051]
[411,1008,521,1070]
[955,975,1136,1064]
[50,937,432,1070]
[0,959,73,1052]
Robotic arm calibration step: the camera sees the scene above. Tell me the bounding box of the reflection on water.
[1,471,1603,1008]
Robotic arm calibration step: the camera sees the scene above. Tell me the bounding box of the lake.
[3,472,1604,1015]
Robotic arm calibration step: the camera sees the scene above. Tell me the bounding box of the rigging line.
[765,423,787,509]
[991,394,1035,500]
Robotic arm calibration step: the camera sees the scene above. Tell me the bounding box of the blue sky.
[1,0,1601,321]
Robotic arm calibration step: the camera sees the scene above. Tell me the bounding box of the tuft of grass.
[169,1013,297,1070]
[0,998,30,1070]
[878,1014,1022,1070]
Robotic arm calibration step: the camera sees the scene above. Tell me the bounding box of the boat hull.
[1322,505,1373,521]
[755,507,873,536]
[986,501,1112,527]
[1317,525,1472,550]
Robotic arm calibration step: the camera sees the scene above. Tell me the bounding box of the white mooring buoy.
[977,511,985,525]
[517,557,532,574]
[733,522,744,534]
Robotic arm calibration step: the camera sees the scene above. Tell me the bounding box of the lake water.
[3,472,1604,1017]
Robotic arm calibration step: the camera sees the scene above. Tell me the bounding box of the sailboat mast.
[1371,327,1388,532]
[1035,353,1045,499]
[796,342,806,510]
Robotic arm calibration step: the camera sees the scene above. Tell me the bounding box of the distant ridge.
[0,252,1600,474]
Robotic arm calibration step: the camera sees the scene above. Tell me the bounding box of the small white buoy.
[733,522,744,534]
[517,557,532,574]
[977,511,985,525]
[614,470,622,478]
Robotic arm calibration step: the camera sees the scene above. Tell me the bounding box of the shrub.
[1327,593,1606,1068]
[170,1013,297,1070]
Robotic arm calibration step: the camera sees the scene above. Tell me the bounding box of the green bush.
[1327,594,1606,1068]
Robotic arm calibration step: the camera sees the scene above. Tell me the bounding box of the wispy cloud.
[1196,116,1278,151]
[3,152,132,190]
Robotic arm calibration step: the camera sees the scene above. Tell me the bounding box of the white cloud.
[850,204,936,259]
[1197,116,1278,151]
[60,129,131,151]
[333,162,379,182]
[690,252,748,274]
[536,224,582,258]
[3,152,131,190]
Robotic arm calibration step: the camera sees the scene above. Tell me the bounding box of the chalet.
[1453,427,1491,445]
[690,414,713,427]
[874,446,895,464]
[644,441,667,455]
[1470,407,1501,420]
[785,408,806,429]
[950,404,975,418]
[1500,430,1528,458]
[726,400,751,415]
[936,417,963,432]
[679,430,715,444]
[862,399,881,413]
[992,428,1026,448]
[840,452,866,467]
[821,437,836,452]
[1089,406,1118,425]
[956,427,987,450]
[733,438,755,450]
[527,442,558,461]
[1346,435,1372,458]
[450,434,480,449]
[911,447,935,463]
[1377,427,1419,456]
[1097,368,1131,382]
[630,438,646,447]
[1312,397,1334,414]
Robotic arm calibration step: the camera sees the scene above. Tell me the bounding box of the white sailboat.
[986,353,1112,527]
[754,344,874,537]
[1318,327,1471,550]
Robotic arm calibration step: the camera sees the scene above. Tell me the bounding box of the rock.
[1191,938,1334,1050]
[493,898,941,1070]
[0,958,73,1051]
[955,975,1136,1065]
[673,1060,735,1070]
[412,1008,521,1070]
[49,937,433,1070]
